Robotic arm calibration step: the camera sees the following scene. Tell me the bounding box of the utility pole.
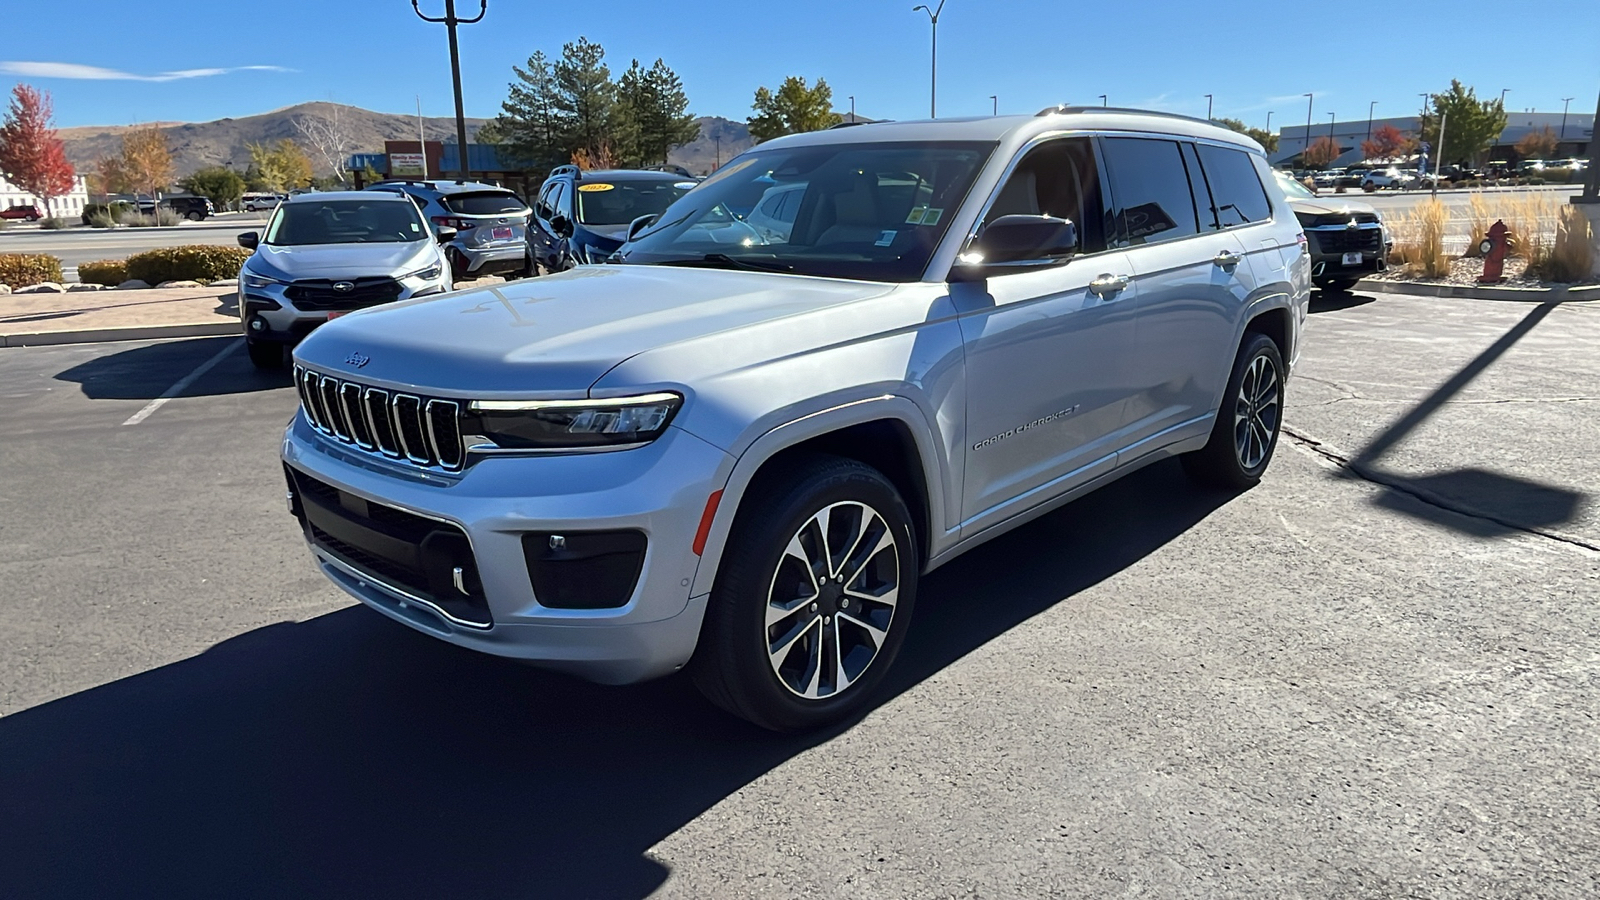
[1367,100,1377,140]
[912,0,946,119]
[412,0,485,181]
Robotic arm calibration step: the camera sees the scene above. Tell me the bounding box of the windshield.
[575,180,695,226]
[263,199,427,246]
[617,140,996,282]
[1273,171,1318,200]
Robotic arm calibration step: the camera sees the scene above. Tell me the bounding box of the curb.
[1355,279,1600,303]
[0,321,239,348]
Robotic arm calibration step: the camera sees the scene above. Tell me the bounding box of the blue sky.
[5,0,1597,131]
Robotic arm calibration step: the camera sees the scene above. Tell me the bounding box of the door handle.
[1088,274,1131,297]
[1214,250,1243,269]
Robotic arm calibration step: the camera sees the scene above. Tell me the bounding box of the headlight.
[463,392,682,450]
[241,269,285,288]
[403,263,443,281]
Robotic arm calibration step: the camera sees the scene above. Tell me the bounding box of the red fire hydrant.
[1479,220,1510,284]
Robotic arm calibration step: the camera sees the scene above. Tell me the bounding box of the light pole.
[1418,92,1430,171]
[1367,100,1377,140]
[1265,111,1273,132]
[912,1,946,119]
[989,95,997,116]
[1304,93,1313,161]
[1205,94,1213,120]
[1561,97,1574,141]
[1328,112,1336,143]
[412,0,485,181]
[1098,94,1107,107]
[1499,88,1510,107]
[1580,87,1600,204]
[849,95,856,123]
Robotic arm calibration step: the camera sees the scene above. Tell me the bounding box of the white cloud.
[0,62,292,82]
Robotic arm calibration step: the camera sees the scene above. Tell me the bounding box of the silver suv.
[237,192,453,369]
[366,180,533,281]
[282,108,1310,730]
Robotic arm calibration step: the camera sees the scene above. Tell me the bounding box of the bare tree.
[294,105,352,185]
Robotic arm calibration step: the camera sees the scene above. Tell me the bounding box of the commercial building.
[1,173,88,218]
[1273,111,1594,169]
[347,141,540,197]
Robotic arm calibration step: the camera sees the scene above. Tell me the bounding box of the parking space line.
[121,338,242,426]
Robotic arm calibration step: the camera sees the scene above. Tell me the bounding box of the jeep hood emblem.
[345,352,370,368]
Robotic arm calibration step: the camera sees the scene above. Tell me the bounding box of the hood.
[253,240,437,279]
[577,223,631,252]
[293,264,896,395]
[1283,195,1379,218]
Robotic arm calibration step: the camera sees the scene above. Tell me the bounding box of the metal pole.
[1328,112,1336,142]
[1560,97,1573,142]
[1304,93,1313,162]
[1265,111,1272,132]
[849,95,856,122]
[990,95,997,116]
[416,96,427,178]
[1367,100,1376,140]
[1418,93,1430,172]
[1432,110,1447,198]
[1499,88,1509,107]
[1099,95,1107,107]
[1205,94,1213,120]
[913,1,945,118]
[1580,88,1600,203]
[412,0,485,181]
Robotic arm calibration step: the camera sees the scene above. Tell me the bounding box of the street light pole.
[849,95,856,123]
[1561,97,1574,142]
[1499,88,1510,108]
[989,95,997,116]
[1328,112,1336,144]
[412,0,486,181]
[912,1,946,119]
[1367,100,1377,140]
[1098,94,1107,107]
[1580,87,1600,204]
[1304,93,1313,161]
[1265,111,1273,132]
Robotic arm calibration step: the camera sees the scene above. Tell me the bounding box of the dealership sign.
[390,152,426,177]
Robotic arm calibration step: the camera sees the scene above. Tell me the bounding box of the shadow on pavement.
[54,335,291,400]
[1344,301,1588,536]
[1308,290,1377,314]
[0,459,1234,900]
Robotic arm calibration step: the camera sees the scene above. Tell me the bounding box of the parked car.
[138,196,215,221]
[1275,171,1389,293]
[241,192,285,212]
[0,203,45,221]
[1312,168,1345,189]
[366,179,533,281]
[235,191,454,369]
[528,166,697,272]
[281,108,1310,730]
[1362,168,1415,191]
[1336,168,1369,188]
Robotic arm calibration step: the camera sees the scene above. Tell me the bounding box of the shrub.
[1505,194,1557,261]
[77,259,128,286]
[1528,205,1594,283]
[0,218,10,231]
[39,216,68,230]
[0,252,64,288]
[85,209,116,228]
[124,245,251,285]
[121,209,183,227]
[1390,200,1450,278]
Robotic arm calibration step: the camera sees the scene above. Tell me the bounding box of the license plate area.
[491,226,514,240]
[1342,252,1364,266]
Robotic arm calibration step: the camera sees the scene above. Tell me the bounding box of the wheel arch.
[690,397,947,598]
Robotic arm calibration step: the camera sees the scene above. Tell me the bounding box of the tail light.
[432,215,475,230]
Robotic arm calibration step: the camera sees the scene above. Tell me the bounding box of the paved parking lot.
[1,289,1596,898]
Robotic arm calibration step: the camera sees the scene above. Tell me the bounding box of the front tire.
[1181,332,1285,490]
[246,337,286,370]
[691,456,918,732]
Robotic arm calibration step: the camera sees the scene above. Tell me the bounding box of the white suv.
[281,107,1311,730]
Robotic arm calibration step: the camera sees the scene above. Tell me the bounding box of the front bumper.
[450,242,527,277]
[1305,225,1390,279]
[240,276,450,344]
[281,413,733,684]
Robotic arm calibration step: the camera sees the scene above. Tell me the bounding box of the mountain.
[667,117,756,175]
[59,102,488,178]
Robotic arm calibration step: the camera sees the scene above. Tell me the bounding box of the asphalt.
[0,289,1596,898]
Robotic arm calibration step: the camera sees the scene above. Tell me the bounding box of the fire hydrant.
[1478,220,1510,284]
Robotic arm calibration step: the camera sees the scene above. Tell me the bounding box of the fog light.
[249,316,267,332]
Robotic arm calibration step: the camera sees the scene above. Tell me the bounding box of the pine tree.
[553,37,616,163]
[496,51,567,173]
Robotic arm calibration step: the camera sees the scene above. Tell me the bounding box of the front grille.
[1315,227,1384,254]
[1310,212,1380,228]
[285,277,403,311]
[295,365,464,472]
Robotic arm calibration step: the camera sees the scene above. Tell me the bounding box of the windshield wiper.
[658,253,795,274]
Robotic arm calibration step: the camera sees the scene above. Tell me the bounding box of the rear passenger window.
[1101,138,1199,246]
[1196,144,1272,227]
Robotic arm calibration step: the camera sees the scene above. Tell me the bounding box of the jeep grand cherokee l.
[282,108,1310,731]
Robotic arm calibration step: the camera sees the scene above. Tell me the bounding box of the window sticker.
[577,183,616,192]
[875,230,897,247]
[905,206,929,225]
[920,208,944,226]
[410,223,419,231]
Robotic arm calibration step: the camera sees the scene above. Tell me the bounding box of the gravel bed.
[1370,256,1596,288]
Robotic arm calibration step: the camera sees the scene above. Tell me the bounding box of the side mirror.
[951,215,1078,279]
[550,214,574,239]
[626,213,659,242]
[237,232,259,250]
[435,225,458,244]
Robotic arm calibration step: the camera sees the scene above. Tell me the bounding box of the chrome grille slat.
[293,368,464,472]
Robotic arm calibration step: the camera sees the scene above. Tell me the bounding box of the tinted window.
[1179,142,1217,232]
[982,136,1108,253]
[551,183,571,217]
[1101,138,1199,246]
[263,200,427,245]
[1197,144,1271,227]
[574,181,694,226]
[443,190,528,216]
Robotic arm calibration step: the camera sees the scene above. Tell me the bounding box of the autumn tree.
[1360,123,1408,162]
[1515,127,1559,161]
[247,139,314,191]
[293,105,353,184]
[119,126,175,203]
[1213,117,1278,153]
[0,85,76,212]
[1301,135,1341,170]
[748,76,842,142]
[1421,81,1509,166]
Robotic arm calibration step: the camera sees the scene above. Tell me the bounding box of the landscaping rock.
[0,284,11,296]
[115,279,152,290]
[209,278,239,288]
[66,283,108,291]
[155,280,204,289]
[16,282,66,294]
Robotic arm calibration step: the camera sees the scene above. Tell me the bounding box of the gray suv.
[282,108,1310,730]
[366,180,533,281]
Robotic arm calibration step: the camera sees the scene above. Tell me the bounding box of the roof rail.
[829,120,868,129]
[642,164,693,177]
[1034,105,1217,128]
[549,164,582,179]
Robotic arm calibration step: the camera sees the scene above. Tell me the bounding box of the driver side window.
[982,137,1107,255]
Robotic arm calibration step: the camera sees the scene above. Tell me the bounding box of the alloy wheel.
[765,501,900,700]
[1234,354,1281,470]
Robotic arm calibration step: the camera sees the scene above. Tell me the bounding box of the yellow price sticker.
[577,183,616,192]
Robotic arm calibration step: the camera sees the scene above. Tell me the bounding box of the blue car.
[529,166,697,271]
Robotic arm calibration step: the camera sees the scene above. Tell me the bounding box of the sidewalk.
[0,286,239,347]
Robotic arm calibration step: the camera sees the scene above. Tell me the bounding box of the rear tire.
[1181,332,1285,490]
[185,211,202,221]
[246,338,286,370]
[691,455,918,732]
